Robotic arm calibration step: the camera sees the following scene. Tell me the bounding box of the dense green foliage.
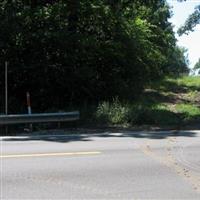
[0,0,189,114]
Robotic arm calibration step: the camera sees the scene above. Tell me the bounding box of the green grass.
[80,76,200,128]
[94,101,179,126]
[152,76,200,94]
[176,76,200,89]
[175,104,200,120]
[186,91,199,101]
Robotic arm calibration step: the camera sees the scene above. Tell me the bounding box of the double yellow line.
[0,151,101,158]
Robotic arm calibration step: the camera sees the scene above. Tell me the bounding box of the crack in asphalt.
[140,137,200,193]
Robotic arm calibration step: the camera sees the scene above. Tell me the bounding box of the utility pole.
[5,61,8,135]
[5,61,8,115]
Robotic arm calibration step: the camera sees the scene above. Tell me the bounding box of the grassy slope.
[84,76,200,128]
[144,76,200,126]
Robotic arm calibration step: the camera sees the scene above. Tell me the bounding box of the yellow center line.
[0,151,102,158]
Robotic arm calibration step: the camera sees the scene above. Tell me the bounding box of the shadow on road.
[1,129,199,143]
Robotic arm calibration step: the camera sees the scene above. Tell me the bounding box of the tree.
[0,0,189,113]
[194,58,200,74]
[178,4,200,35]
[165,46,189,75]
[194,58,200,70]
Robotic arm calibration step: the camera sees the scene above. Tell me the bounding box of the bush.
[96,98,129,125]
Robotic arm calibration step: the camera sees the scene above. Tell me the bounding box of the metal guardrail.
[0,111,80,125]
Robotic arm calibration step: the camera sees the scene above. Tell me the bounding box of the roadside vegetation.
[0,0,189,114]
[0,1,199,133]
[80,76,200,128]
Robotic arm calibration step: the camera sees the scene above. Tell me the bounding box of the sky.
[167,0,200,69]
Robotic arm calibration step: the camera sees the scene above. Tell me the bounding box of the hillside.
[85,76,200,129]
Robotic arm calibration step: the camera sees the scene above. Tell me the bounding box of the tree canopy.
[178,3,200,35]
[0,0,189,113]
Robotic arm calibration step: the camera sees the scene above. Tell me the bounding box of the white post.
[26,92,32,114]
[26,92,32,132]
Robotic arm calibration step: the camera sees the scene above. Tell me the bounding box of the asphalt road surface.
[1,130,200,199]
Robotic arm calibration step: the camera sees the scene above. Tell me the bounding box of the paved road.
[1,130,200,199]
